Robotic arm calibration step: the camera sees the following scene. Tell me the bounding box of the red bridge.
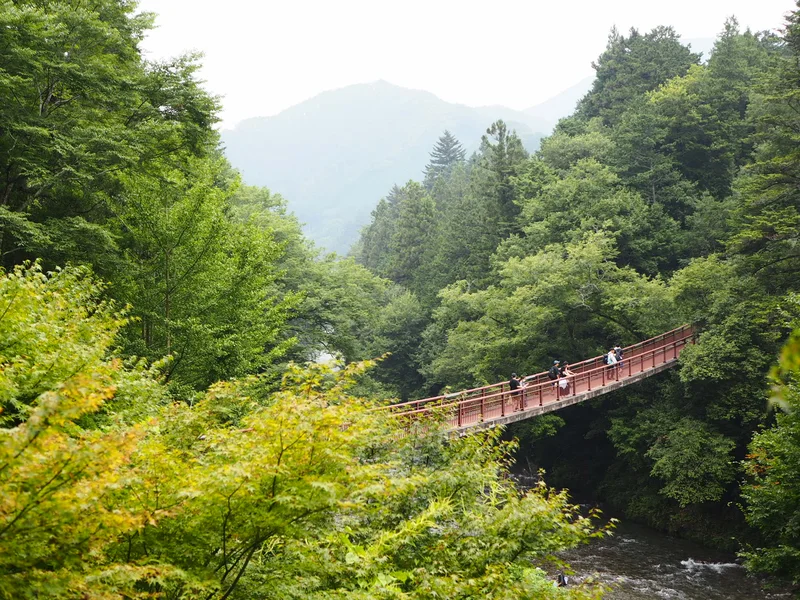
[381,325,696,432]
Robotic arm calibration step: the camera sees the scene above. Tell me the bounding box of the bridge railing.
[386,325,695,429]
[380,324,695,417]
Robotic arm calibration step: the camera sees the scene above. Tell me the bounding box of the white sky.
[136,0,795,129]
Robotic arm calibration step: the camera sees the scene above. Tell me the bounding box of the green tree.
[366,287,428,400]
[474,120,528,238]
[425,233,674,390]
[111,157,296,390]
[727,12,800,292]
[388,181,437,295]
[608,26,774,228]
[423,130,466,190]
[0,0,218,270]
[356,197,398,278]
[0,264,167,598]
[511,157,680,274]
[741,329,800,583]
[538,118,616,172]
[428,184,498,292]
[577,26,700,126]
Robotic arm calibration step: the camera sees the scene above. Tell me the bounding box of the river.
[559,520,793,599]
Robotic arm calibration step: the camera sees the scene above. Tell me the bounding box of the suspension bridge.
[381,324,696,433]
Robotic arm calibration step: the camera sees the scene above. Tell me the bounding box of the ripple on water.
[680,558,741,574]
[558,521,793,600]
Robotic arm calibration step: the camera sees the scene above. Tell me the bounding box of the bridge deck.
[383,325,695,433]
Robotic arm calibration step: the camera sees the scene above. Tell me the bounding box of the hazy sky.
[136,0,795,129]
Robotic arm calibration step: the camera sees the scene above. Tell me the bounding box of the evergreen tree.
[577,26,700,126]
[430,182,498,291]
[475,120,528,239]
[385,183,405,207]
[727,8,800,290]
[426,163,497,292]
[355,185,406,277]
[423,130,466,190]
[389,181,437,294]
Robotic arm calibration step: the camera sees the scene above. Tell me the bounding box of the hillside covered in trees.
[353,12,800,588]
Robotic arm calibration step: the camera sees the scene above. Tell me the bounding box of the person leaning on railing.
[558,362,575,393]
[614,345,624,369]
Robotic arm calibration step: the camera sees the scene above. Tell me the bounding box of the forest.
[1,0,800,598]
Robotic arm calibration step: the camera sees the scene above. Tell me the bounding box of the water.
[559,520,793,599]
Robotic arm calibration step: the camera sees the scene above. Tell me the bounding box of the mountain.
[221,81,549,253]
[524,76,594,129]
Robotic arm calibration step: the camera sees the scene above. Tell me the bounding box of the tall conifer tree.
[423,130,466,189]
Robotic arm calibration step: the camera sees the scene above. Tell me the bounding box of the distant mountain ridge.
[524,76,594,125]
[221,80,577,253]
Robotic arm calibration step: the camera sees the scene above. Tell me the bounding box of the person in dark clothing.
[548,360,561,390]
[614,345,624,369]
[509,372,522,410]
[548,360,560,384]
[556,571,568,587]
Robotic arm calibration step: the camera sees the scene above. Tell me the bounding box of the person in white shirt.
[558,362,575,393]
[606,348,618,375]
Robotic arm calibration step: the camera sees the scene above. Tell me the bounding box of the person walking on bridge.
[548,360,561,388]
[509,373,522,410]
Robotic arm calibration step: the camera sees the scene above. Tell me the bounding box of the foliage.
[364,287,428,400]
[388,182,437,296]
[646,417,736,507]
[10,0,800,588]
[110,157,298,390]
[423,233,674,390]
[576,26,700,126]
[740,328,800,583]
[0,0,218,268]
[512,157,680,274]
[475,120,529,238]
[0,265,608,599]
[0,264,167,599]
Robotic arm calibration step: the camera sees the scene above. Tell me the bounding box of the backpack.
[602,354,610,365]
[548,366,559,380]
